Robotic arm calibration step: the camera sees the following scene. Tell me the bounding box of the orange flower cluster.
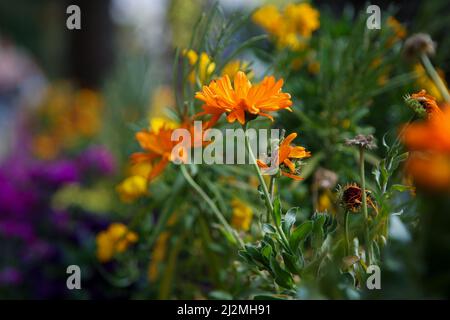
[402,93,450,191]
[257,132,311,180]
[195,71,293,128]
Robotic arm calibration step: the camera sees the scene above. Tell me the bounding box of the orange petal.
[256,159,269,169]
[281,171,303,181]
[283,158,296,173]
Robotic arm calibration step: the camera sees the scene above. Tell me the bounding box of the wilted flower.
[345,134,377,150]
[403,33,436,58]
[195,71,292,127]
[96,223,138,263]
[257,132,311,180]
[231,198,253,231]
[338,183,377,213]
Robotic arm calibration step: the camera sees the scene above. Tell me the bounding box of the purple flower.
[31,159,80,187]
[78,145,116,176]
[0,267,23,286]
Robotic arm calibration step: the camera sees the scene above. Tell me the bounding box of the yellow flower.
[96,223,138,263]
[149,117,179,133]
[318,191,332,212]
[252,4,284,35]
[128,162,152,178]
[183,49,216,84]
[252,3,319,50]
[284,3,320,38]
[414,64,447,102]
[222,60,253,79]
[116,175,148,203]
[231,198,253,231]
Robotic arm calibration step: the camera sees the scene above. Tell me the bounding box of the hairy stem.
[180,164,244,248]
[359,147,372,265]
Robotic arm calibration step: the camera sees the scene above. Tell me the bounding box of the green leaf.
[391,184,413,193]
[311,215,325,250]
[282,252,300,275]
[289,221,313,251]
[273,196,282,227]
[261,245,273,260]
[262,223,277,234]
[269,256,294,289]
[283,207,298,236]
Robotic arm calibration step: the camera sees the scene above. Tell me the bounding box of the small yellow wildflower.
[96,223,138,263]
[252,3,320,50]
[284,3,320,38]
[183,49,216,84]
[251,4,283,35]
[116,175,148,203]
[128,162,152,178]
[149,117,179,133]
[231,198,253,231]
[221,60,253,79]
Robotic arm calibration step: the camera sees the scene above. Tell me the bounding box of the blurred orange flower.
[402,103,450,191]
[257,132,311,180]
[195,71,292,127]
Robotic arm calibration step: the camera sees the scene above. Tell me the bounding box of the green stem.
[158,233,184,299]
[359,147,372,266]
[344,211,350,256]
[269,175,276,201]
[420,53,450,103]
[243,123,290,250]
[180,164,244,248]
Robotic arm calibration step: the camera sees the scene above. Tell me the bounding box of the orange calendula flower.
[406,90,444,120]
[131,118,205,181]
[195,71,293,127]
[402,105,450,191]
[257,132,311,180]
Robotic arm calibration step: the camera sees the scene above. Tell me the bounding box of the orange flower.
[130,119,205,181]
[407,90,444,120]
[257,132,311,180]
[402,105,450,191]
[195,71,292,128]
[131,123,177,182]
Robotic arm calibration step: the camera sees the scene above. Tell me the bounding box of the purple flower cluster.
[0,145,115,296]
